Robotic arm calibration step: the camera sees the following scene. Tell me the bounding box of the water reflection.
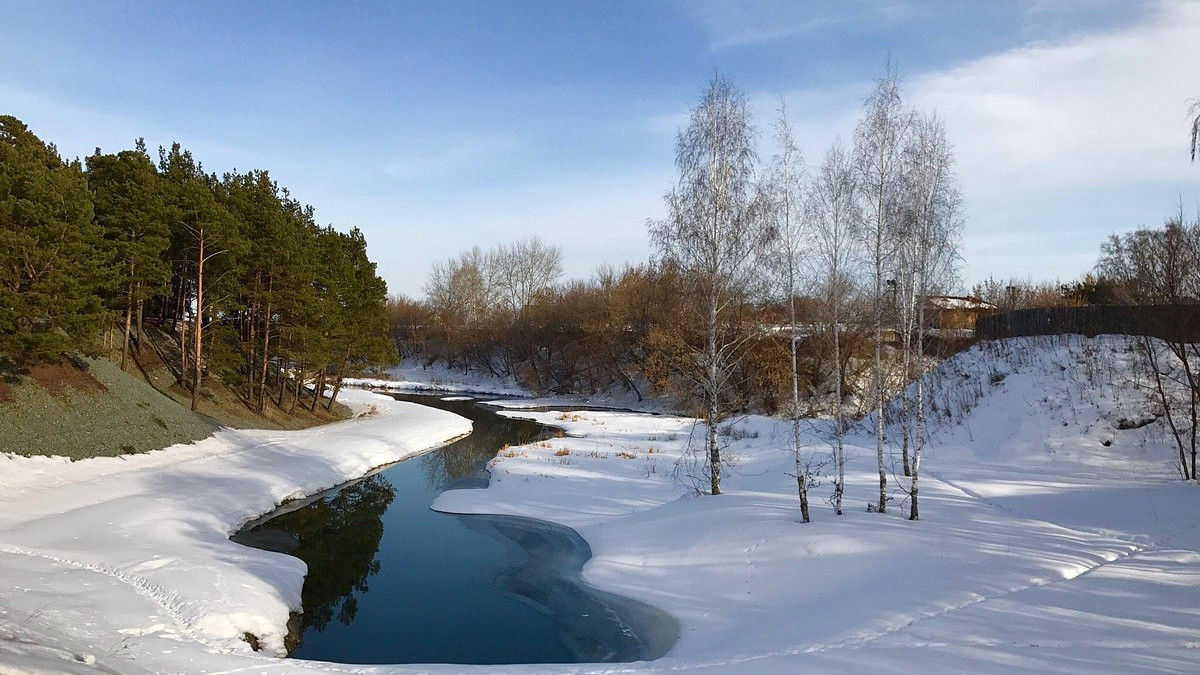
[291,475,395,631]
[234,474,396,640]
[408,395,548,490]
[232,393,677,665]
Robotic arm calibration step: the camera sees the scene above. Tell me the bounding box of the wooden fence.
[976,304,1200,343]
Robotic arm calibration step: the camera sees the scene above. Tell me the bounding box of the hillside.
[0,328,350,459]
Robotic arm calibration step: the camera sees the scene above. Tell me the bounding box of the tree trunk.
[325,374,343,411]
[288,366,302,415]
[120,283,134,371]
[707,290,721,496]
[173,269,185,335]
[135,290,145,356]
[1178,343,1200,480]
[309,370,325,413]
[832,305,845,516]
[257,299,272,414]
[910,295,926,521]
[1145,339,1189,476]
[245,305,257,409]
[179,311,188,387]
[191,233,205,412]
[1192,344,1200,480]
[899,275,915,477]
[789,280,809,522]
[276,360,286,408]
[873,250,887,513]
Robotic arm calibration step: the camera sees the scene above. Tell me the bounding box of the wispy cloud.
[676,0,915,49]
[382,133,522,181]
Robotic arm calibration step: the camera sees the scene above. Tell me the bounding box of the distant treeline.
[388,251,881,416]
[0,115,393,413]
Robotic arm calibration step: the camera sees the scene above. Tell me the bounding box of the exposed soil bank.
[0,355,217,458]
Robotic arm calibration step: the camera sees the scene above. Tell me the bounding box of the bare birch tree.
[809,139,861,516]
[649,73,764,496]
[425,246,496,327]
[763,103,812,520]
[898,111,963,520]
[853,69,913,513]
[492,236,563,318]
[1099,213,1200,481]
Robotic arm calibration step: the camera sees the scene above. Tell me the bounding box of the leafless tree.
[853,68,913,513]
[425,246,496,327]
[763,103,812,520]
[808,139,861,516]
[897,110,963,520]
[491,236,564,318]
[649,73,765,496]
[970,276,1069,309]
[1099,212,1200,480]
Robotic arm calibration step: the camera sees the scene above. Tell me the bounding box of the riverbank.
[431,336,1200,673]
[2,336,1198,673]
[0,355,219,459]
[0,389,470,672]
[1,334,350,460]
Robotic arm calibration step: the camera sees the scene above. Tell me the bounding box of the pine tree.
[322,227,396,409]
[86,143,170,370]
[0,116,107,362]
[158,143,244,410]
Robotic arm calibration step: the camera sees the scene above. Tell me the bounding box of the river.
[232,392,678,665]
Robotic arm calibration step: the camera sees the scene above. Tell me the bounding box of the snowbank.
[433,336,1200,673]
[0,389,470,672]
[343,360,528,397]
[2,336,1198,674]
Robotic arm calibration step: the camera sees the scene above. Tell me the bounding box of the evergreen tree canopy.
[0,116,107,361]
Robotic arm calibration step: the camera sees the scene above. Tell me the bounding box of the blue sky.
[2,0,1198,297]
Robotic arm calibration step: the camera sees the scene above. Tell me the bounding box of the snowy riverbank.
[0,389,472,673]
[2,336,1199,673]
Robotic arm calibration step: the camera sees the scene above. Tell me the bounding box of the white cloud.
[731,1,1200,286]
[908,0,1200,191]
[896,0,1200,285]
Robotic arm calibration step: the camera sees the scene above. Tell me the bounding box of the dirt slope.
[0,329,350,459]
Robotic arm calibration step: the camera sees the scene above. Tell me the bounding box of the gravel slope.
[0,356,218,459]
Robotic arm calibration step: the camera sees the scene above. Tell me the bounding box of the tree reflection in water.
[241,474,395,639]
[228,394,674,665]
[413,398,546,491]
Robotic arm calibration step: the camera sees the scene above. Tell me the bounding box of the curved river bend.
[232,393,678,665]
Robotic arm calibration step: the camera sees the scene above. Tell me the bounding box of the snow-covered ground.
[343,360,529,398]
[346,359,677,412]
[0,390,472,674]
[2,336,1199,674]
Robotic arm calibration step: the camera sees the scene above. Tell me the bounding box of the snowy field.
[2,336,1198,673]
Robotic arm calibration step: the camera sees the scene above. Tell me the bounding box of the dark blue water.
[233,393,677,665]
